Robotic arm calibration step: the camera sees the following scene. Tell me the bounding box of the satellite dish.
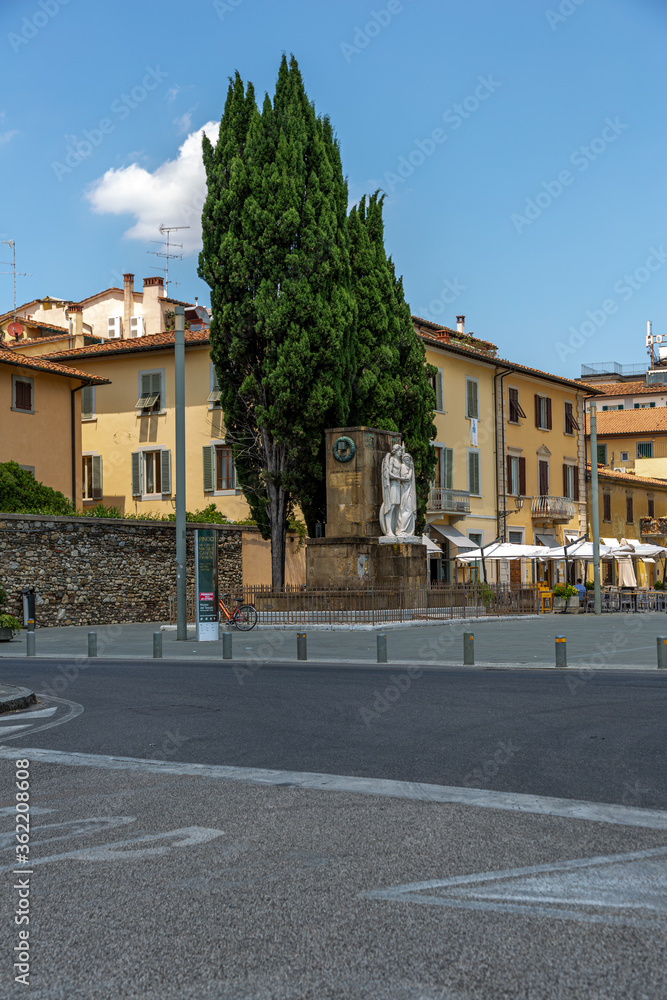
[7,321,23,339]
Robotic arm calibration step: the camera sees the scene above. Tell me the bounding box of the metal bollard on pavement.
[88,632,97,657]
[463,632,475,665]
[153,631,162,659]
[26,631,35,657]
[297,633,307,661]
[555,635,567,668]
[222,631,233,660]
[377,634,388,664]
[657,636,667,669]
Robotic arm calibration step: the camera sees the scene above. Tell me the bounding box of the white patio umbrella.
[537,540,612,561]
[614,539,637,588]
[457,542,543,562]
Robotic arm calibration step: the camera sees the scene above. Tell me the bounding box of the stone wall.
[0,514,243,627]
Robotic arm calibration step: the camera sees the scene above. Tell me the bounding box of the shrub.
[585,580,595,591]
[552,583,578,599]
[654,579,664,590]
[0,612,21,635]
[0,461,74,515]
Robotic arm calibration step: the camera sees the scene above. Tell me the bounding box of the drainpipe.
[71,382,91,506]
[493,368,513,542]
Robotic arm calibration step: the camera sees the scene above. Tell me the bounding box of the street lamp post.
[174,307,187,640]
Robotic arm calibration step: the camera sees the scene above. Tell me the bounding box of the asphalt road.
[1,657,666,809]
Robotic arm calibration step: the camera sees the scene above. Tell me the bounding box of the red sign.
[199,592,214,601]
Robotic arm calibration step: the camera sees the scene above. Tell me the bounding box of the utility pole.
[174,306,187,639]
[589,402,601,615]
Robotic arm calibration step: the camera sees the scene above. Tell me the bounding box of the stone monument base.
[306,536,427,593]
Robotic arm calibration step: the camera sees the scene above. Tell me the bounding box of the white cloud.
[85,122,218,254]
[165,85,182,102]
[0,130,18,145]
[173,105,199,135]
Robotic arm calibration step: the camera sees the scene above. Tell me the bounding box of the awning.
[431,525,478,550]
[602,537,619,547]
[535,534,559,547]
[422,535,442,555]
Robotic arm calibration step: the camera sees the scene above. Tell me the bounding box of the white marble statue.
[380,444,418,539]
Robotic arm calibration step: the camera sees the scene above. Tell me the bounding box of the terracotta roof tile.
[47,329,210,360]
[589,408,667,436]
[0,342,109,383]
[585,463,667,489]
[580,380,661,396]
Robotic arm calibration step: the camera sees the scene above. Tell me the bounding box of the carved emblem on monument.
[379,443,417,539]
[332,436,356,463]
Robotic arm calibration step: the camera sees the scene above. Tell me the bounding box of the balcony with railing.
[530,495,578,522]
[428,488,471,515]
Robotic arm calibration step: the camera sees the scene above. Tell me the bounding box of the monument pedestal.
[305,427,427,592]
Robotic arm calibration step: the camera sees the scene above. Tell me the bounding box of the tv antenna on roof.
[0,240,32,339]
[147,223,189,295]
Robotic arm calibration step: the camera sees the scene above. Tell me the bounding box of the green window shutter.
[466,379,478,418]
[91,456,103,500]
[140,373,151,397]
[468,452,480,495]
[160,450,172,494]
[444,447,453,490]
[231,458,237,490]
[81,386,94,419]
[131,452,142,496]
[435,370,444,412]
[597,444,606,466]
[150,372,162,408]
[203,445,214,492]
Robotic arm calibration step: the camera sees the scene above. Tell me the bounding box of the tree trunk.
[269,490,287,591]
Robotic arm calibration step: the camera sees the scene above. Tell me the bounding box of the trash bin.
[21,588,35,627]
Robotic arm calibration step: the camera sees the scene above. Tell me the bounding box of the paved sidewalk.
[0,613,666,669]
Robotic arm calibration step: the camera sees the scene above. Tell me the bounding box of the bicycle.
[218,593,258,631]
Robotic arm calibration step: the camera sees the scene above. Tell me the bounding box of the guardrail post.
[657,636,667,669]
[463,632,474,665]
[153,631,162,659]
[297,632,307,661]
[26,631,35,657]
[555,635,567,667]
[222,631,233,660]
[87,632,97,657]
[377,634,387,663]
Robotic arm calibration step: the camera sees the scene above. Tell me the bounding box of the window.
[12,376,33,412]
[562,464,579,500]
[468,532,483,548]
[208,364,222,407]
[602,404,623,411]
[82,455,102,501]
[648,497,655,518]
[603,493,611,522]
[626,494,634,524]
[430,368,444,412]
[637,442,653,458]
[635,402,656,408]
[508,530,523,544]
[538,459,549,496]
[597,444,607,466]
[564,401,579,434]
[136,371,163,413]
[508,387,525,423]
[534,394,552,430]
[131,449,171,497]
[467,449,480,495]
[620,451,629,462]
[432,446,454,490]
[506,455,526,496]
[81,386,96,420]
[465,377,479,419]
[203,444,237,493]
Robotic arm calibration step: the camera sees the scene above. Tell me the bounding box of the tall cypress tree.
[199,56,355,588]
[348,192,436,531]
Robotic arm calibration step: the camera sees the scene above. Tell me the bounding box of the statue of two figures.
[379,443,418,539]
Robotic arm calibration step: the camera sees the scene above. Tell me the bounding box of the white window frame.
[465,377,479,420]
[508,528,525,544]
[467,447,481,496]
[564,463,576,500]
[206,439,238,495]
[508,455,520,496]
[620,451,629,462]
[81,385,96,421]
[82,452,103,502]
[208,363,223,409]
[136,368,166,415]
[537,394,549,430]
[134,445,171,500]
[12,374,34,414]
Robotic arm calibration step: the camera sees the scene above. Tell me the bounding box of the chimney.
[123,273,134,339]
[142,276,164,335]
[436,329,450,343]
[456,315,465,335]
[67,303,84,345]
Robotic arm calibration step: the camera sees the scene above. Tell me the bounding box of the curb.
[0,684,37,714]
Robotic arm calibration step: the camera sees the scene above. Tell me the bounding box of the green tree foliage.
[0,461,73,516]
[348,193,436,530]
[199,55,356,587]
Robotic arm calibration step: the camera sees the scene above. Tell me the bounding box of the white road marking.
[0,826,224,869]
[362,846,667,928]
[0,695,82,741]
[0,746,666,830]
[0,724,32,733]
[1,706,58,719]
[0,815,136,850]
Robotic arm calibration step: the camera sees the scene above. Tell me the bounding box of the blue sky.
[1,0,665,376]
